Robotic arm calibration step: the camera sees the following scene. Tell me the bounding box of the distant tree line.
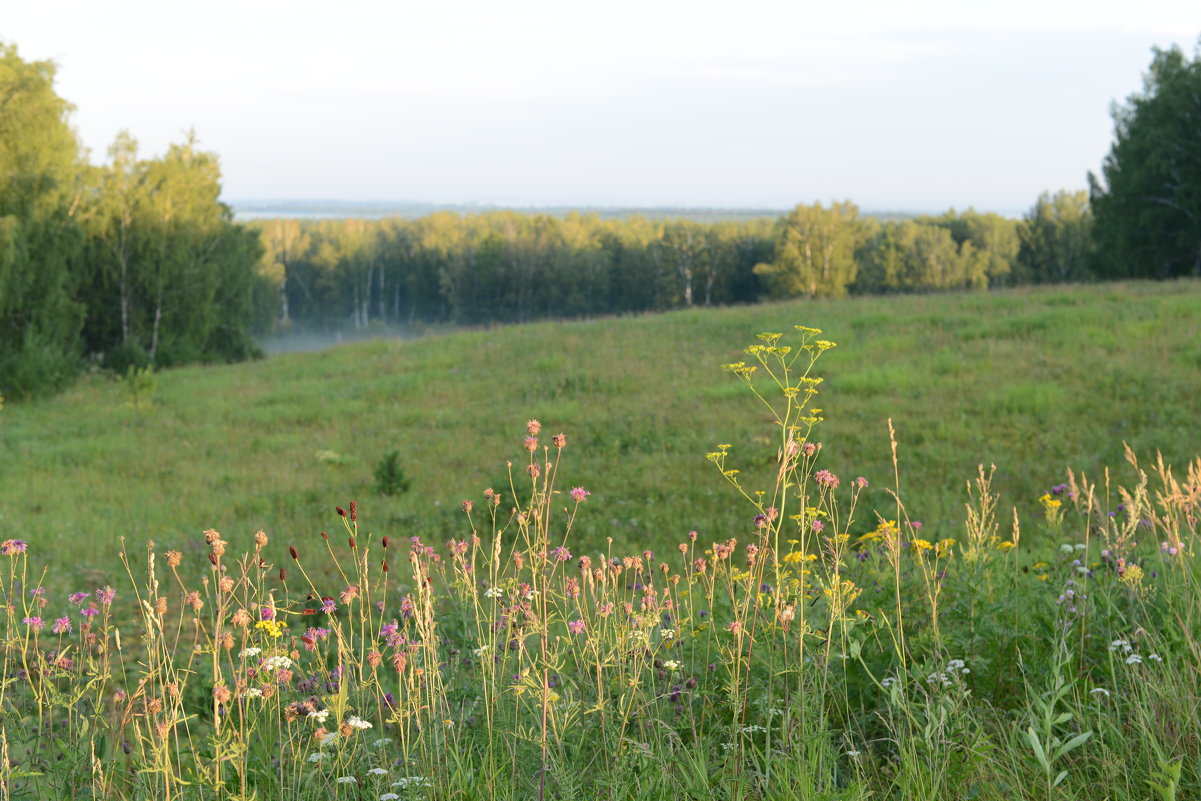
[3,39,1199,399]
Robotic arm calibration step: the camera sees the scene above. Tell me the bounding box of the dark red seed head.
[336,506,346,518]
[320,531,329,540]
[349,536,356,549]
[349,501,357,522]
[279,568,287,581]
[382,536,389,549]
[382,559,389,573]
[289,546,298,560]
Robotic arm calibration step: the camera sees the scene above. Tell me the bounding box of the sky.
[5,1,1199,214]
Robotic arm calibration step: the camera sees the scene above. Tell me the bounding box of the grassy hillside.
[2,280,1199,587]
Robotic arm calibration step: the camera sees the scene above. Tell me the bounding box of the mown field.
[2,280,1200,585]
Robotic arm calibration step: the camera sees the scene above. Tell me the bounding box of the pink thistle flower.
[567,619,585,634]
[526,420,542,436]
[570,487,591,503]
[321,598,337,614]
[811,520,825,533]
[68,592,88,605]
[80,606,100,618]
[52,616,72,635]
[23,616,44,632]
[552,546,572,562]
[96,586,116,606]
[0,539,28,556]
[260,607,276,620]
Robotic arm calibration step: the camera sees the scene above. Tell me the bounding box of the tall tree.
[755,202,862,298]
[1090,43,1201,278]
[1016,190,1094,284]
[0,43,85,397]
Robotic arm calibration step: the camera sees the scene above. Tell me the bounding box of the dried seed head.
[219,577,235,593]
[166,551,182,568]
[204,529,221,545]
[213,685,231,704]
[527,419,542,435]
[461,500,473,513]
[155,597,168,616]
[552,433,566,448]
[524,436,538,452]
[220,633,234,650]
[254,530,268,548]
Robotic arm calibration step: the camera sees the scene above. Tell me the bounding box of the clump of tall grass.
[0,324,1198,800]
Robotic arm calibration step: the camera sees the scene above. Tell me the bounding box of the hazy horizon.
[6,1,1199,213]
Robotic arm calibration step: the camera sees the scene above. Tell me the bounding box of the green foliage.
[1016,190,1094,284]
[0,43,85,398]
[122,363,157,413]
[374,449,411,496]
[754,201,862,298]
[1090,42,1201,279]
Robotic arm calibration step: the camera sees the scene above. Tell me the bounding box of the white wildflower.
[372,737,393,748]
[1089,687,1110,698]
[1148,653,1162,662]
[391,777,432,789]
[1074,543,1087,551]
[336,776,357,784]
[381,795,401,801]
[367,767,389,775]
[260,655,292,671]
[1109,639,1130,652]
[881,677,896,688]
[307,752,327,763]
[739,725,766,734]
[1126,654,1143,665]
[308,709,330,723]
[484,587,502,598]
[238,647,262,658]
[346,715,373,730]
[660,629,677,640]
[846,749,861,758]
[662,660,683,671]
[242,687,263,698]
[1060,544,1075,554]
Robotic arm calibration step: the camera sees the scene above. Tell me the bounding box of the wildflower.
[739,725,766,734]
[336,776,358,784]
[243,687,264,698]
[524,436,538,452]
[846,749,861,758]
[22,616,44,631]
[68,591,88,605]
[1059,544,1075,555]
[1126,654,1143,665]
[912,539,934,553]
[484,587,503,599]
[52,616,71,634]
[308,709,330,723]
[526,419,541,435]
[551,546,572,562]
[567,619,585,634]
[660,628,676,640]
[239,646,261,658]
[662,660,683,671]
[461,499,473,513]
[552,432,566,448]
[346,715,373,730]
[811,520,825,533]
[80,606,100,618]
[372,737,393,748]
[381,795,400,801]
[1089,687,1110,698]
[997,541,1016,550]
[0,539,28,555]
[570,487,591,503]
[391,777,433,789]
[367,767,389,776]
[814,470,839,489]
[854,476,869,489]
[321,598,337,614]
[882,677,896,688]
[1148,653,1162,662]
[307,752,327,763]
[261,655,293,672]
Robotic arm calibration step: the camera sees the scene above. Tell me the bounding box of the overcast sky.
[5,1,1198,213]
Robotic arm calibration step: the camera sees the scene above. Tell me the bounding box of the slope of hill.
[2,280,1199,585]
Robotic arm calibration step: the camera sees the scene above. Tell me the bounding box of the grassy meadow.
[0,280,1199,800]
[2,280,1199,581]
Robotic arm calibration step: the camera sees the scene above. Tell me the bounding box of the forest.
[2,40,1200,398]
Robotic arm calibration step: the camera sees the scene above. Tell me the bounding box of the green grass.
[2,279,1200,587]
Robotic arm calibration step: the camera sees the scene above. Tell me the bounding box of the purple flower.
[22,616,44,631]
[96,586,116,606]
[260,607,276,621]
[551,546,572,562]
[814,470,840,489]
[0,539,28,556]
[29,588,45,598]
[811,520,825,533]
[81,606,100,618]
[68,592,88,605]
[567,619,585,634]
[570,487,591,503]
[52,616,72,635]
[321,598,337,615]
